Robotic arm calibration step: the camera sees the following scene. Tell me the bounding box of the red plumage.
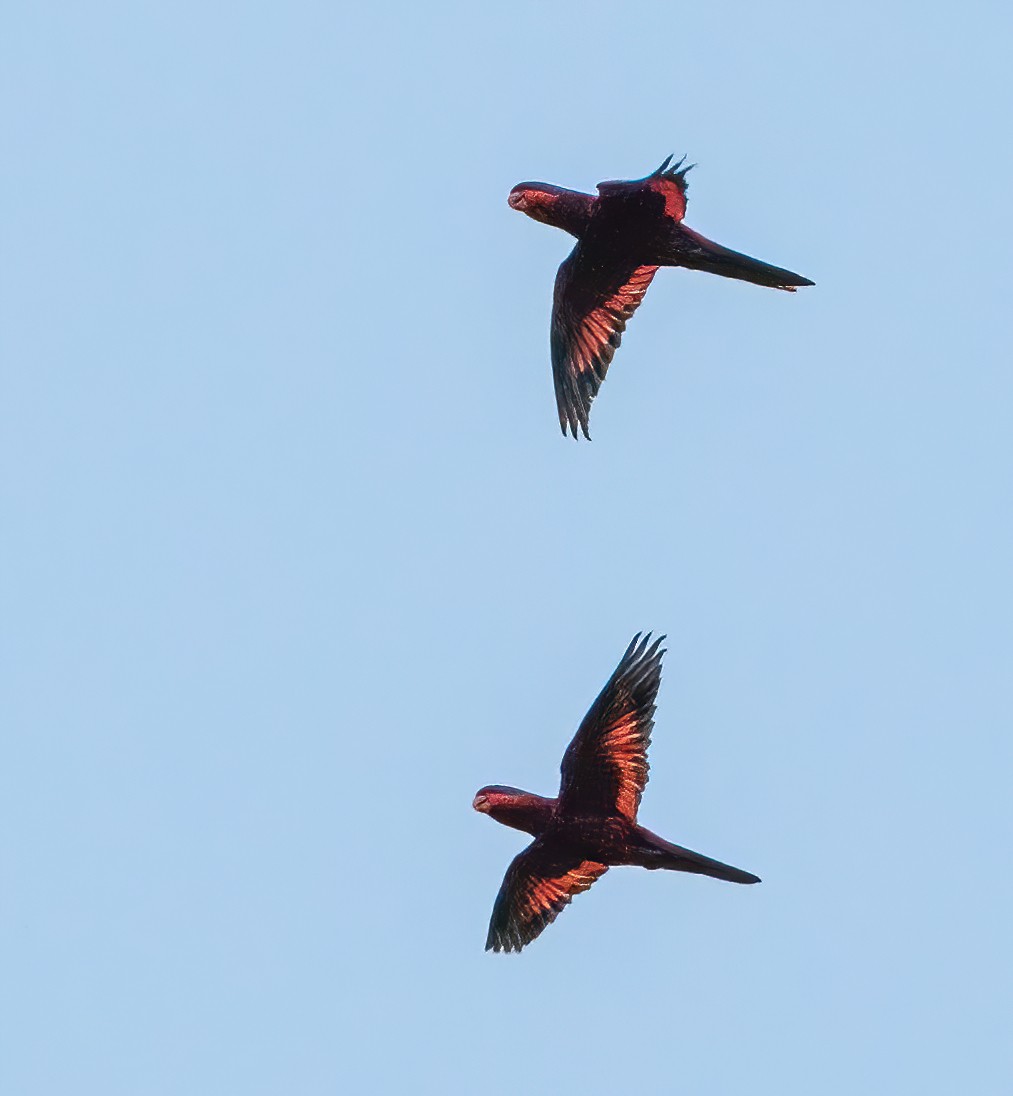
[474,633,760,953]
[509,156,814,439]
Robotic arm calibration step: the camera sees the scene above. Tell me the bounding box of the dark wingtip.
[558,408,590,440]
[623,631,667,672]
[652,154,694,184]
[486,932,522,954]
[560,413,591,440]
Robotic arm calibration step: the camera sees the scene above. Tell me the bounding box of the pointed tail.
[661,224,814,292]
[636,826,760,884]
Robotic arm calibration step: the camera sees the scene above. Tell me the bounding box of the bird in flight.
[474,633,759,953]
[509,156,814,439]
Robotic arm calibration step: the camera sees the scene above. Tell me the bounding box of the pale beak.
[472,794,490,813]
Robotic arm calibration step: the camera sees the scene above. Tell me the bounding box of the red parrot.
[474,633,759,953]
[509,156,814,439]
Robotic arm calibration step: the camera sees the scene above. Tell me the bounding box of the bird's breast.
[551,815,634,858]
[585,194,668,258]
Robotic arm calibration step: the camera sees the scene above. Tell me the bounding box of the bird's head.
[508,183,565,224]
[472,785,527,814]
[508,181,595,238]
[473,785,556,836]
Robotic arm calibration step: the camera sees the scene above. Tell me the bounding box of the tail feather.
[636,826,760,885]
[660,224,814,291]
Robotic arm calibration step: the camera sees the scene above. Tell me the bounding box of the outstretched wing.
[551,253,657,439]
[485,837,608,953]
[597,154,692,223]
[557,632,666,822]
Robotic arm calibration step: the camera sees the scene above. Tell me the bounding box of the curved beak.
[472,793,490,813]
[507,190,527,212]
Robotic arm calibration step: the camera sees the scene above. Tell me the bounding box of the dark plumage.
[509,156,815,438]
[474,633,759,953]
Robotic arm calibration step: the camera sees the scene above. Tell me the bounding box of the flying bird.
[509,156,814,438]
[474,633,759,953]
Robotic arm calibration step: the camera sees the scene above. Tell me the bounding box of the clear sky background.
[3,3,1012,1093]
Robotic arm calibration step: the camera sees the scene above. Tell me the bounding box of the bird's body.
[479,786,751,879]
[509,157,814,438]
[474,634,759,953]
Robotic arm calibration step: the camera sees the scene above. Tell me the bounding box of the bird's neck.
[538,187,595,238]
[488,792,557,837]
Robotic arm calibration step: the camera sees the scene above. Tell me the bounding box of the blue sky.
[3,2,1012,1093]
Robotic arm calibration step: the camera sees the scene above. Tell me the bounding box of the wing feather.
[551,255,657,439]
[557,633,666,822]
[485,838,608,953]
[596,154,692,221]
